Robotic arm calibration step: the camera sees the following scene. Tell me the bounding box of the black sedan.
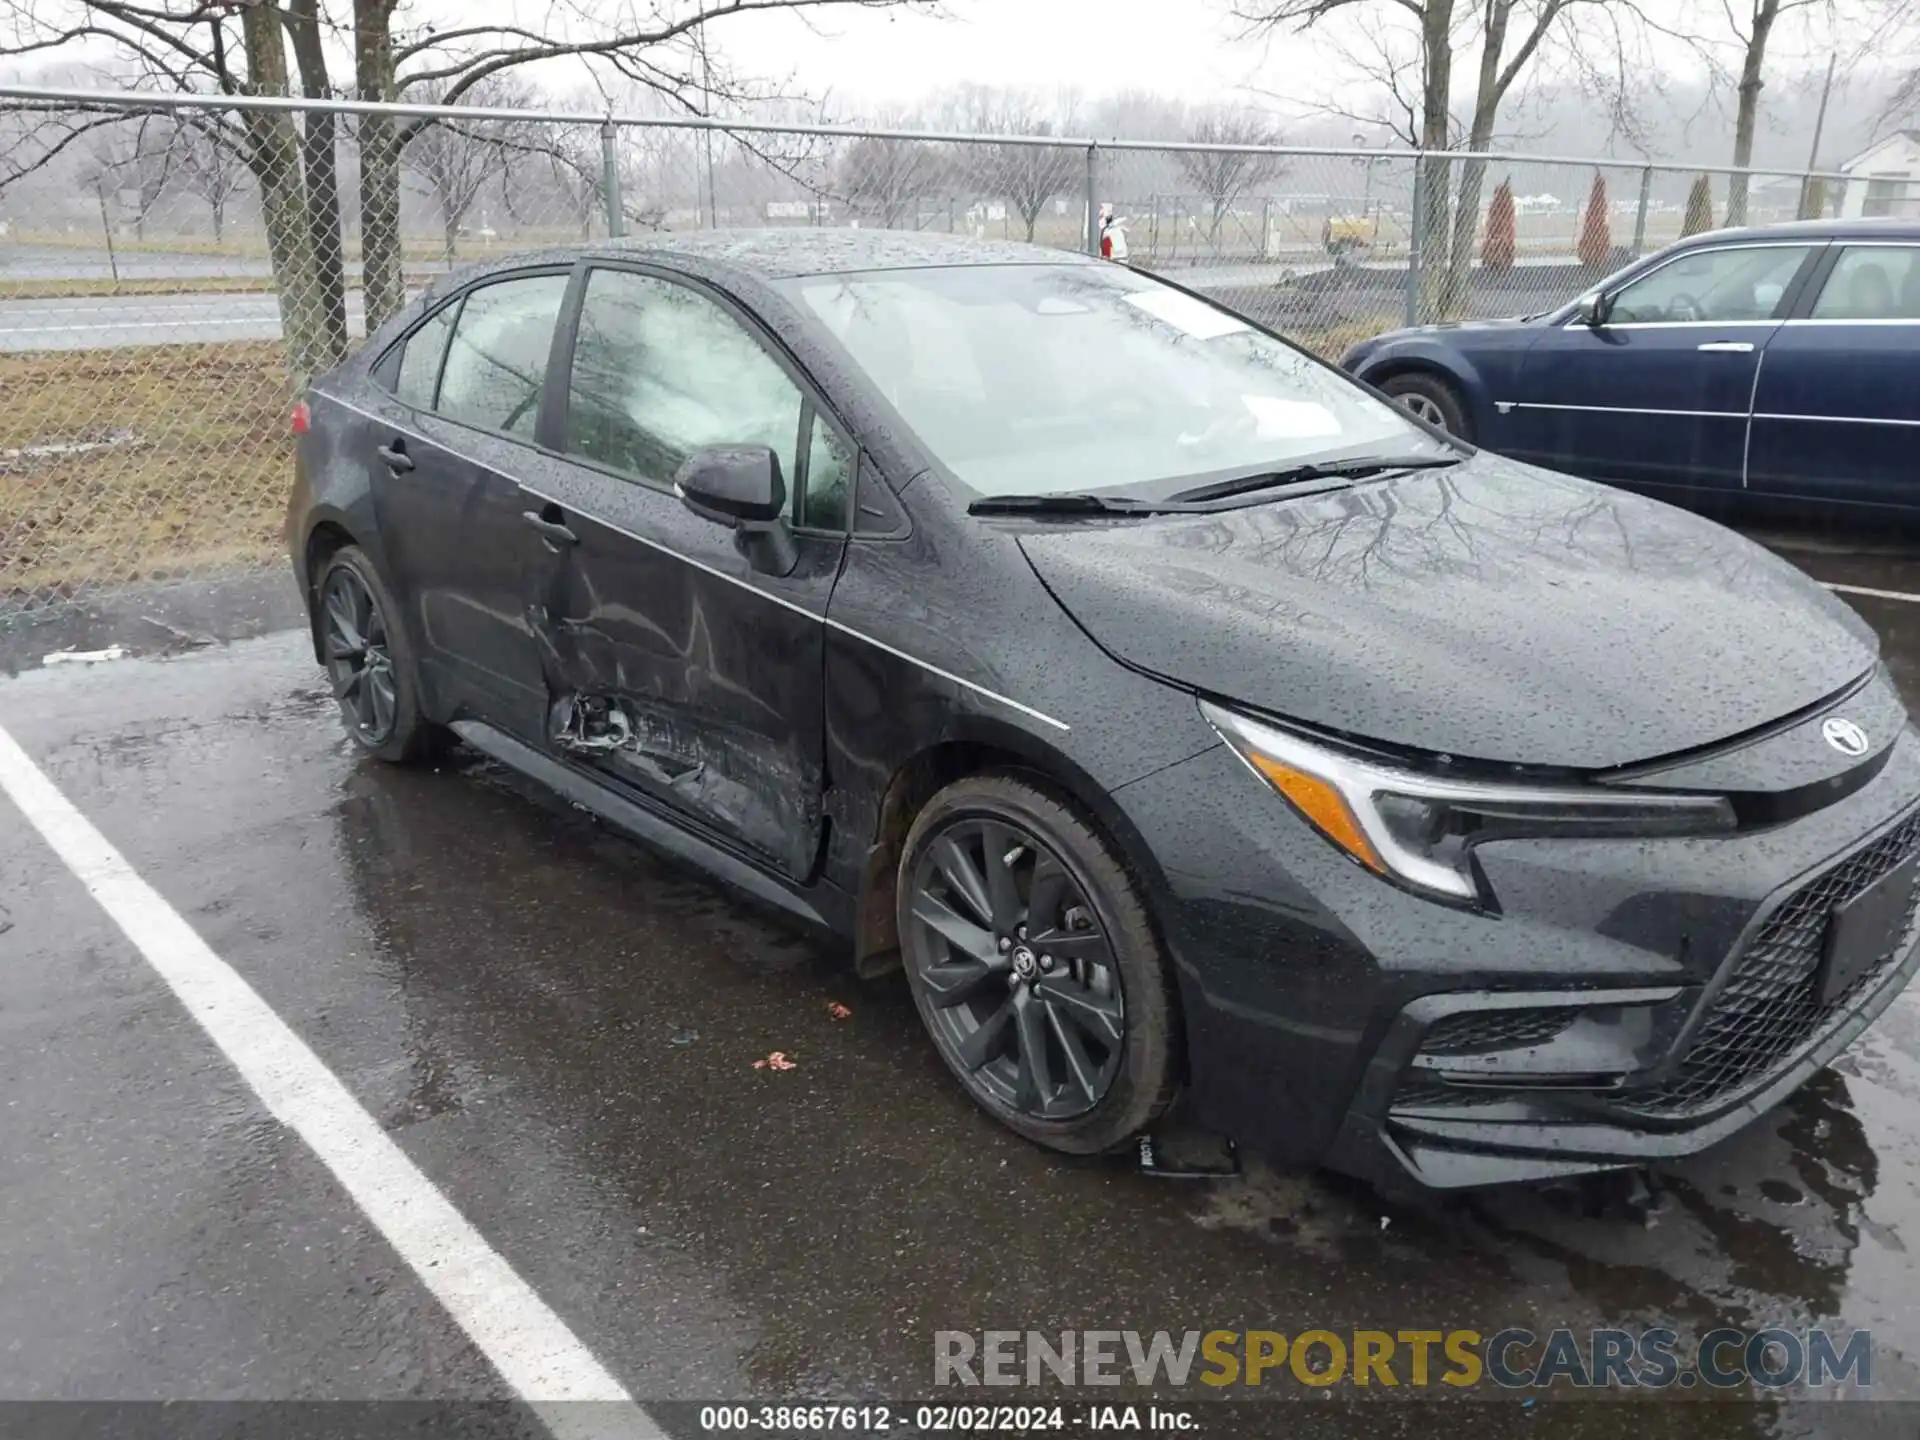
[1342,219,1920,513]
[288,231,1920,1191]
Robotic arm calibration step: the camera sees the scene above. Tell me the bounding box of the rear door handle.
[522,509,578,548]
[376,441,415,472]
[1696,341,1756,353]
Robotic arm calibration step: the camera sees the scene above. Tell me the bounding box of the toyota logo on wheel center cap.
[1011,946,1038,980]
[1822,717,1870,758]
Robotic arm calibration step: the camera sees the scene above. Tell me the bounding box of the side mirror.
[674,444,786,526]
[1573,292,1609,327]
[673,443,797,577]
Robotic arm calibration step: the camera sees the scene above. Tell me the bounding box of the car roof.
[461,229,1103,282]
[1675,217,1920,245]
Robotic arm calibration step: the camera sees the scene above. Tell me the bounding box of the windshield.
[782,264,1450,498]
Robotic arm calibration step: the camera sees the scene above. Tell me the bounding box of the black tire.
[897,773,1180,1155]
[314,545,448,765]
[1380,370,1473,442]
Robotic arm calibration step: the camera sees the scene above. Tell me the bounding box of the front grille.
[1391,1081,1484,1110]
[1613,812,1920,1118]
[1419,1007,1581,1056]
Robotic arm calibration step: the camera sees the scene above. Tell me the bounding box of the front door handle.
[1696,341,1756,353]
[522,509,578,548]
[376,441,415,472]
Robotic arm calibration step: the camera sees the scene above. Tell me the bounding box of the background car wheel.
[897,774,1180,1155]
[1381,371,1473,441]
[316,545,447,765]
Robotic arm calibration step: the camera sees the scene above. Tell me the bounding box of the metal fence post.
[1085,143,1100,255]
[1405,156,1426,327]
[600,120,624,239]
[1631,166,1652,258]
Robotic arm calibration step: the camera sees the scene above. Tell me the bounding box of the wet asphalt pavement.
[4,520,1920,1437]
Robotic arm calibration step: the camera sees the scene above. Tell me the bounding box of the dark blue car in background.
[1342,219,1920,512]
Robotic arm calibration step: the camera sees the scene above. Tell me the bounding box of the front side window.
[1606,246,1814,325]
[1810,246,1920,320]
[782,263,1447,499]
[800,421,854,530]
[564,268,805,491]
[435,272,569,437]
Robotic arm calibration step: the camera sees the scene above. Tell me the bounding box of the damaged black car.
[288,231,1920,1191]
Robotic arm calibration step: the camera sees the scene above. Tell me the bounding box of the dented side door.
[520,263,849,881]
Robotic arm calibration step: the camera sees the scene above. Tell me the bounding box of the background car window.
[435,273,569,438]
[565,268,803,489]
[1607,246,1813,324]
[799,420,854,530]
[1810,247,1920,320]
[393,303,456,409]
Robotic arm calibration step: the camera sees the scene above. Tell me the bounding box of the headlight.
[1200,700,1736,905]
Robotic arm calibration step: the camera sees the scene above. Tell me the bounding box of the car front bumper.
[1113,721,1920,1190]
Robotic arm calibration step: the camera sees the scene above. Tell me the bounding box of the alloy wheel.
[322,564,399,746]
[1399,393,1447,428]
[907,817,1127,1120]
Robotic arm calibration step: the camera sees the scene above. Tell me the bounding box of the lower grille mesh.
[1612,813,1920,1118]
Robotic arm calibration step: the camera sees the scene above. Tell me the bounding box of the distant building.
[1838,132,1920,218]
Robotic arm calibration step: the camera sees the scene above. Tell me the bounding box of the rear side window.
[436,273,569,438]
[393,303,456,408]
[1810,246,1920,320]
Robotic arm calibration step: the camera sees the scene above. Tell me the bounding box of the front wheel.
[897,774,1180,1154]
[1380,371,1473,442]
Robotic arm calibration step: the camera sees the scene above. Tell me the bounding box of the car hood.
[1018,455,1879,771]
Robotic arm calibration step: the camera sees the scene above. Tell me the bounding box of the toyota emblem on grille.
[1822,717,1870,757]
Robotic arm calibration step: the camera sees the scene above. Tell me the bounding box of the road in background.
[0,257,1589,352]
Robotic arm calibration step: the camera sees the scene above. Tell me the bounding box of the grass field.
[0,342,292,602]
[0,269,452,302]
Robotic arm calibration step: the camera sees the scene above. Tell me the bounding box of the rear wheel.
[316,545,446,764]
[898,774,1179,1154]
[1381,371,1472,441]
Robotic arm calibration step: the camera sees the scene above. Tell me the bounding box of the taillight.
[290,399,311,436]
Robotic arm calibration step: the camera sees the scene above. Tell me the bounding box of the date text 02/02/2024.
[694,1404,1196,1431]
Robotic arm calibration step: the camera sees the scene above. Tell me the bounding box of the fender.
[1351,334,1489,418]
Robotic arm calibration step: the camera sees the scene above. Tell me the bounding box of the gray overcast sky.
[717,0,1284,109]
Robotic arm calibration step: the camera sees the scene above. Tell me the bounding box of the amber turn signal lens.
[1247,752,1385,873]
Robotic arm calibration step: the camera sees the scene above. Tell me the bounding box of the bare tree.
[1177,109,1288,248]
[0,0,941,369]
[1717,0,1917,224]
[403,80,533,260]
[837,129,942,228]
[88,111,178,243]
[1235,0,1619,315]
[173,116,247,242]
[941,87,1081,242]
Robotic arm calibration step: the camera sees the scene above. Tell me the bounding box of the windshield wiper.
[968,492,1189,516]
[1167,454,1461,506]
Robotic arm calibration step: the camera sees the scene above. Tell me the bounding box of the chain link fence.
[0,86,1855,617]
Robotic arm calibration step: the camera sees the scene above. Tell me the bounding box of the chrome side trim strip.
[1752,411,1920,428]
[1499,402,1748,419]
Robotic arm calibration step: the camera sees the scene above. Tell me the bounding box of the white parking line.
[1827,581,1920,606]
[0,722,663,1440]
